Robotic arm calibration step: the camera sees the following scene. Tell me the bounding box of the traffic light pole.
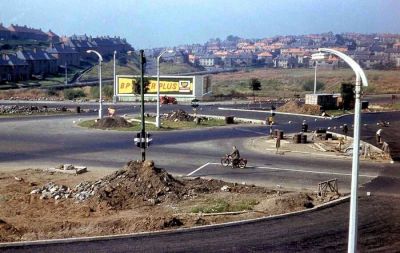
[140,49,146,161]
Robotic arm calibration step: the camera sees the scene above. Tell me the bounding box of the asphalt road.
[0,111,389,192]
[1,102,400,252]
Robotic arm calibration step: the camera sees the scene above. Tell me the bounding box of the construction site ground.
[0,162,337,243]
[246,132,390,162]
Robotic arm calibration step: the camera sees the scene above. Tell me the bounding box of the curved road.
[1,102,399,252]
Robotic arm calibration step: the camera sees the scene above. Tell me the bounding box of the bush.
[64,89,86,100]
[302,80,325,91]
[90,85,114,99]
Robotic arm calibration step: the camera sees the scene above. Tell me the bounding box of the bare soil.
[0,161,336,242]
[278,100,321,115]
[93,116,133,129]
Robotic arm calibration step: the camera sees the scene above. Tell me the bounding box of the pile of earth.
[0,105,69,115]
[278,101,321,115]
[86,160,185,209]
[63,161,274,210]
[0,219,21,242]
[93,116,133,129]
[162,109,195,121]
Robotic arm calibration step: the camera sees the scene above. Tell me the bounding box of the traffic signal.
[134,81,141,94]
[135,132,142,147]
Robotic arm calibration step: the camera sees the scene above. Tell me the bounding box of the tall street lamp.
[113,50,117,104]
[86,50,103,119]
[156,49,173,128]
[312,48,368,253]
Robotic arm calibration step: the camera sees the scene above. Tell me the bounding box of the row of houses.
[0,36,132,83]
[150,32,400,70]
[0,23,134,83]
[0,23,58,42]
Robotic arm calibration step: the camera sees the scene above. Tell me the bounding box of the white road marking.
[256,166,376,178]
[187,162,211,176]
[189,163,376,179]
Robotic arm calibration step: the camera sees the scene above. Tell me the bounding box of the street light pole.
[113,50,117,104]
[156,49,173,128]
[313,48,368,253]
[314,60,317,94]
[65,61,68,86]
[86,50,103,119]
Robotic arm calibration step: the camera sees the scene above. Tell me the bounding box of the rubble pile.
[0,105,69,115]
[162,109,195,122]
[277,101,321,115]
[30,182,73,200]
[30,161,272,210]
[93,116,133,128]
[91,160,186,209]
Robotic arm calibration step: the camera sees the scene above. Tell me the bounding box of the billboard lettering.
[117,76,194,95]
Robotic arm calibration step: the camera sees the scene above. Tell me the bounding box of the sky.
[1,0,400,48]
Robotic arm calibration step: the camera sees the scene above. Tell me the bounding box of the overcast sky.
[1,0,399,48]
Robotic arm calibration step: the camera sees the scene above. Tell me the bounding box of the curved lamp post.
[86,50,103,119]
[312,48,368,253]
[113,50,117,104]
[156,49,173,128]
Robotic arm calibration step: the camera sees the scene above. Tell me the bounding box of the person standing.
[376,128,383,144]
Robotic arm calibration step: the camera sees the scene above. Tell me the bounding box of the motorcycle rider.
[230,145,240,167]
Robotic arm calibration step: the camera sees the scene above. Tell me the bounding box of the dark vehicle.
[221,154,247,169]
[161,96,177,104]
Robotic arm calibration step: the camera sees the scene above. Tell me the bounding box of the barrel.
[225,116,234,124]
[325,133,333,140]
[301,134,307,143]
[294,133,302,143]
[278,130,284,139]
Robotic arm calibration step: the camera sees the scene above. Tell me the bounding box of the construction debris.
[0,105,69,115]
[278,101,321,115]
[44,164,87,175]
[162,109,195,122]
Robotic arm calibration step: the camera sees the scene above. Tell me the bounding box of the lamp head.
[311,52,328,61]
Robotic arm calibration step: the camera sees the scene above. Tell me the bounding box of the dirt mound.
[87,161,185,209]
[0,219,21,242]
[94,116,133,129]
[278,101,321,115]
[163,109,194,121]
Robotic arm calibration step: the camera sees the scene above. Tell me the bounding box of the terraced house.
[16,48,58,76]
[7,24,49,41]
[0,53,30,83]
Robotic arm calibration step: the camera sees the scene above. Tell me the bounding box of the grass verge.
[78,116,227,131]
[191,198,259,213]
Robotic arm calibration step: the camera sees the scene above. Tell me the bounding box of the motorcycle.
[220,154,247,169]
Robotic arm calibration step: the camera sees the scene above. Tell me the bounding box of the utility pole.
[65,62,68,86]
[140,49,146,161]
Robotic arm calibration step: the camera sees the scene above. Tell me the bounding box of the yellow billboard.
[117,77,136,94]
[117,76,193,95]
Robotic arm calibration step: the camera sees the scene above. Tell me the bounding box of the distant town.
[1,23,400,86]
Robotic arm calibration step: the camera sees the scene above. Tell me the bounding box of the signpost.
[191,98,199,116]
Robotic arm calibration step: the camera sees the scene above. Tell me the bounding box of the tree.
[249,78,262,103]
[302,80,325,91]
